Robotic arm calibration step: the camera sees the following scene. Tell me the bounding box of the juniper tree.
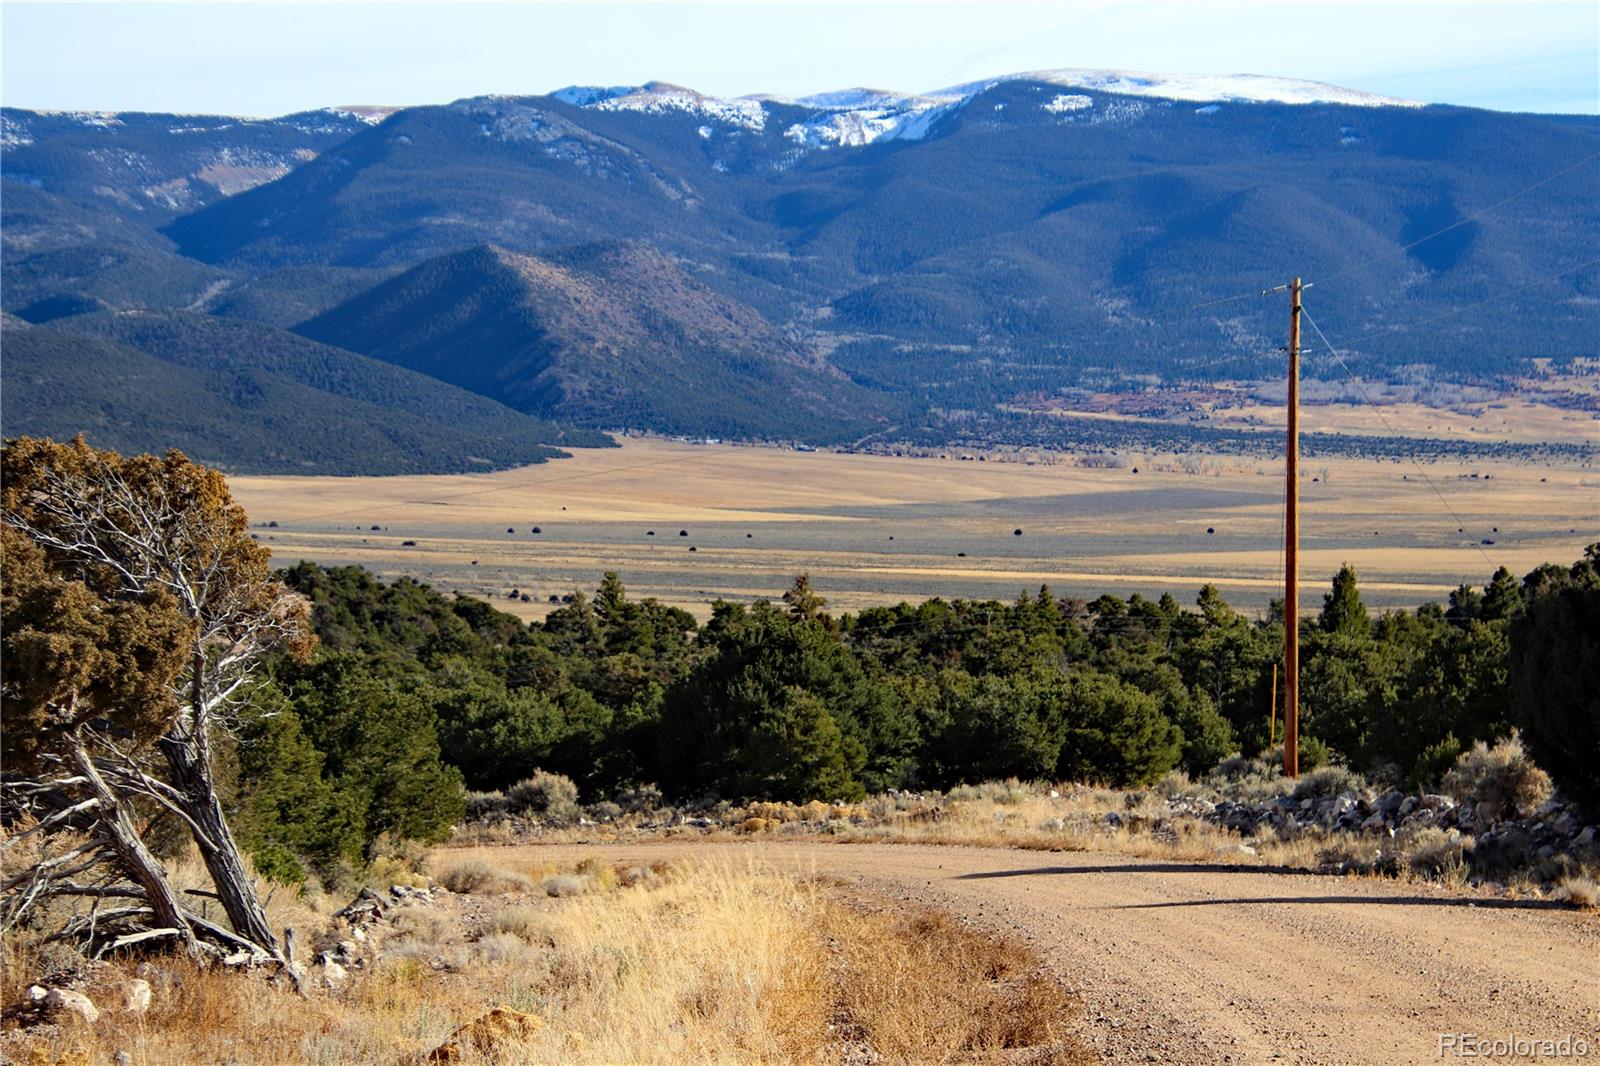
[1,437,314,967]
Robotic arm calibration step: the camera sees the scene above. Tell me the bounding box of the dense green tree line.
[232,549,1600,884]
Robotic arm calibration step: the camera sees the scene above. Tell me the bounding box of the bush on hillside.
[464,790,510,821]
[1290,764,1364,801]
[506,770,581,821]
[1442,734,1552,823]
[440,859,534,895]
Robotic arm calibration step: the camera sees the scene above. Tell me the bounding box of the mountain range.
[3,69,1596,469]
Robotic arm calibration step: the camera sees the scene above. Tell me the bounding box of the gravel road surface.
[490,840,1599,1065]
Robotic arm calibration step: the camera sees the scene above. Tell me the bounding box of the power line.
[1298,304,1498,570]
[1311,148,1600,293]
[1347,255,1600,338]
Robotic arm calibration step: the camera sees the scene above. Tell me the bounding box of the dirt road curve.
[511,841,1599,1065]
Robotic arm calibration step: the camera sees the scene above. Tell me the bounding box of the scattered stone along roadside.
[460,751,1599,897]
[1159,786,1593,879]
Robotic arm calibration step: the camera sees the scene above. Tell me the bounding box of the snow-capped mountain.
[7,63,1595,457]
[550,67,1425,150]
[939,68,1422,108]
[558,81,767,130]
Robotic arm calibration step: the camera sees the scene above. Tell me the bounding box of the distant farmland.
[229,437,1599,620]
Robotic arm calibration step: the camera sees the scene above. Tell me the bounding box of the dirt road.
[483,840,1599,1065]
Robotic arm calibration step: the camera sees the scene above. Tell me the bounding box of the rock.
[336,886,387,924]
[114,1052,132,1066]
[1042,818,1065,831]
[121,978,152,1015]
[428,1008,544,1062]
[1402,809,1437,830]
[318,960,350,990]
[1576,826,1597,849]
[44,987,99,1025]
[1048,789,1060,799]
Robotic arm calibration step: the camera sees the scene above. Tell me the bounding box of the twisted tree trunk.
[65,735,200,957]
[159,719,281,957]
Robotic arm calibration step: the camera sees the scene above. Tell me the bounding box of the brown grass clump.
[438,858,534,895]
[1400,827,1473,881]
[822,898,1092,1065]
[540,873,587,898]
[573,857,618,891]
[1553,875,1599,909]
[426,1007,544,1062]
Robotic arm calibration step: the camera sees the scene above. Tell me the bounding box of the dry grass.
[1,854,1091,1065]
[822,899,1090,1065]
[227,437,1597,622]
[1552,875,1600,910]
[437,858,536,895]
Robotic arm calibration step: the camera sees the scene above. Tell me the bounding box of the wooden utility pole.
[1283,277,1302,778]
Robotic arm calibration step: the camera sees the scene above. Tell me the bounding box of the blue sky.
[3,1,1596,116]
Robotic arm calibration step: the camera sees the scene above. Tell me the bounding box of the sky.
[2,1,1596,117]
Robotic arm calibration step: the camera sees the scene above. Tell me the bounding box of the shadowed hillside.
[2,314,609,474]
[298,242,897,439]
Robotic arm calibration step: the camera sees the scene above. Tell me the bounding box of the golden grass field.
[230,436,1598,620]
[2,853,1088,1066]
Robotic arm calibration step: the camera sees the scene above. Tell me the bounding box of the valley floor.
[229,437,1598,621]
[498,840,1600,1066]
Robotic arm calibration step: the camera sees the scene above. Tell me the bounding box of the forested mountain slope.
[6,71,1596,455]
[2,313,604,473]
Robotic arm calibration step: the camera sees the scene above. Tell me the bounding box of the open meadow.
[228,436,1598,620]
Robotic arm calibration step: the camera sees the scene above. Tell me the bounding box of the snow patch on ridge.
[589,83,766,130]
[35,110,125,128]
[1043,94,1093,114]
[1,114,34,147]
[781,90,958,148]
[324,106,400,125]
[551,85,638,107]
[975,69,1424,108]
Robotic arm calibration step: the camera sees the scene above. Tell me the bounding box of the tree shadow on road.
[953,862,1306,879]
[950,865,1571,911]
[1111,895,1568,912]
